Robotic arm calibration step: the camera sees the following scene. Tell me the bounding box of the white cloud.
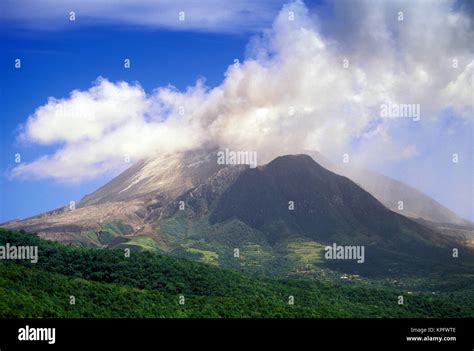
[19,78,150,144]
[13,78,207,182]
[442,60,474,116]
[11,0,474,193]
[2,0,284,33]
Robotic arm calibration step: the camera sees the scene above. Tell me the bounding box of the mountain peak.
[263,153,320,170]
[78,148,223,207]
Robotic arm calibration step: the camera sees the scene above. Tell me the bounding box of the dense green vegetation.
[0,228,473,318]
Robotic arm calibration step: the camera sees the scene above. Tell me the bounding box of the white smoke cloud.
[12,0,473,190]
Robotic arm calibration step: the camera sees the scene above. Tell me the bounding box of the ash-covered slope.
[78,149,224,207]
[2,149,243,244]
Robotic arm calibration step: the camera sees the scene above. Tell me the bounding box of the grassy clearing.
[123,236,159,251]
[286,240,325,271]
[186,248,219,265]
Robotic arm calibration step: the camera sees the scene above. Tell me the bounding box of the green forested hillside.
[0,229,472,318]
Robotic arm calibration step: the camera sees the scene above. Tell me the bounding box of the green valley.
[0,228,473,318]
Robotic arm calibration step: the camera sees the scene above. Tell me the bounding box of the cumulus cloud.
[11,0,474,189]
[13,78,207,181]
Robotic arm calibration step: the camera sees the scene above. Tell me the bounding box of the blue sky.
[0,0,472,222]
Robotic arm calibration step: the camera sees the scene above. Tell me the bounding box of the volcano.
[3,150,471,276]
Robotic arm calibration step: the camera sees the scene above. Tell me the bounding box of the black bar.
[0,318,472,350]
